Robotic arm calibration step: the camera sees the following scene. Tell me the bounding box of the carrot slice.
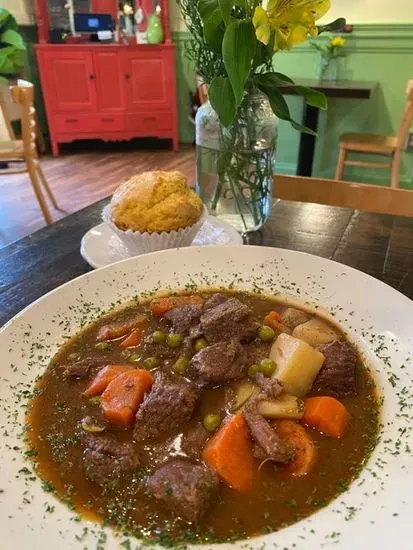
[202,413,256,492]
[264,311,292,334]
[97,314,148,341]
[303,396,350,439]
[83,364,135,398]
[150,295,204,318]
[101,369,153,426]
[119,327,145,349]
[277,419,317,476]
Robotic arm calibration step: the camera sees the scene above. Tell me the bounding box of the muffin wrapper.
[102,204,208,255]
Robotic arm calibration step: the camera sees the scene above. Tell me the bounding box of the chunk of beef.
[145,459,219,523]
[313,340,357,397]
[181,422,210,461]
[203,293,227,311]
[244,341,272,366]
[280,307,310,330]
[133,376,198,442]
[60,358,102,379]
[189,339,249,386]
[96,314,147,341]
[83,434,140,486]
[243,403,292,464]
[164,304,203,335]
[254,373,283,399]
[200,297,258,343]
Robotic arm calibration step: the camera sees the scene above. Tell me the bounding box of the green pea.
[88,396,101,405]
[152,330,166,344]
[167,333,183,348]
[258,325,276,342]
[143,357,160,370]
[173,355,190,375]
[203,414,221,432]
[128,352,140,363]
[194,337,208,352]
[248,364,260,378]
[259,358,277,377]
[95,341,112,351]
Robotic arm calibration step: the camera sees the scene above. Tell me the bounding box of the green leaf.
[204,22,225,53]
[222,20,256,106]
[199,0,222,27]
[317,18,346,35]
[199,0,225,52]
[255,72,327,110]
[256,81,317,136]
[1,29,24,48]
[218,0,233,25]
[209,76,236,127]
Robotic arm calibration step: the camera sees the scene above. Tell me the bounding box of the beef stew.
[27,290,380,545]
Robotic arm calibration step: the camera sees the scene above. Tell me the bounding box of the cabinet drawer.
[54,113,125,133]
[126,112,172,133]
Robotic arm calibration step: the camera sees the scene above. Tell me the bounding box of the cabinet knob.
[89,74,95,80]
[125,73,130,80]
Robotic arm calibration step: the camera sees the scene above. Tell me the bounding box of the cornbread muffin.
[111,171,203,233]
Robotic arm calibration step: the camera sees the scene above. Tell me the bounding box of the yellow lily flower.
[253,0,331,51]
[331,36,346,47]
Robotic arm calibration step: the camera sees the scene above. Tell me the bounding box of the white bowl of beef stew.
[1,245,412,550]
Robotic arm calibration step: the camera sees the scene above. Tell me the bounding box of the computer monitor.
[74,13,113,33]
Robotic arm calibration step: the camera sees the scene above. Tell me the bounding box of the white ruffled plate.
[80,217,243,269]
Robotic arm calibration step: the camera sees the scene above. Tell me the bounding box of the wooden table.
[284,79,377,177]
[1,197,413,326]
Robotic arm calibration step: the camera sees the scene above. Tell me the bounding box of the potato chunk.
[292,318,339,347]
[269,333,325,397]
[257,393,304,420]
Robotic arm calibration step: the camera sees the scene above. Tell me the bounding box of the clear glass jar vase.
[195,91,278,233]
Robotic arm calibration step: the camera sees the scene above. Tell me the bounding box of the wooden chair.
[0,81,58,224]
[0,83,46,152]
[335,80,413,189]
[274,174,413,217]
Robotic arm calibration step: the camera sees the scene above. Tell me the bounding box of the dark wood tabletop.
[285,79,377,99]
[1,197,413,327]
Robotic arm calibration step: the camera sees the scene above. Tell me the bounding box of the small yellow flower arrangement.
[312,34,348,60]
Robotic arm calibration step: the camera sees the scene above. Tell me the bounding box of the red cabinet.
[36,45,179,156]
[94,51,125,112]
[42,51,96,112]
[123,51,172,112]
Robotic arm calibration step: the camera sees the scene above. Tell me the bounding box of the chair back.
[274,174,413,217]
[395,80,413,149]
[10,80,38,163]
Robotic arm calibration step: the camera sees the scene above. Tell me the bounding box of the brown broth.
[26,291,380,545]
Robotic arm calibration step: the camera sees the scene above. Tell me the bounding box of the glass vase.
[195,92,277,234]
[146,14,164,44]
[317,54,339,82]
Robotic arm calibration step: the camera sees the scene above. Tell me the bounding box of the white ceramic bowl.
[1,245,413,550]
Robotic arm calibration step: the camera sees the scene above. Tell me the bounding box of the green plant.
[178,0,345,132]
[0,8,26,84]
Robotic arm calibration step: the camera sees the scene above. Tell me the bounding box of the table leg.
[296,103,320,177]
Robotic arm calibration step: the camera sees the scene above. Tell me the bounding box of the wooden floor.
[0,141,196,249]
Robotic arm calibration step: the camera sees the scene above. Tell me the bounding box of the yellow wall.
[319,0,413,24]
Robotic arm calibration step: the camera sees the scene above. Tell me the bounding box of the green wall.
[21,23,413,188]
[175,23,413,188]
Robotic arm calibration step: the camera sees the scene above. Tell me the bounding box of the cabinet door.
[94,51,125,111]
[42,51,96,112]
[122,51,172,111]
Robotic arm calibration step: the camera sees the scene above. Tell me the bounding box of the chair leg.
[27,164,53,225]
[335,147,347,180]
[37,163,58,209]
[391,151,401,189]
